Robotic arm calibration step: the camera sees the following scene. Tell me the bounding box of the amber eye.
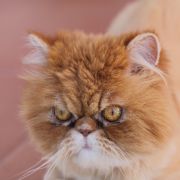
[54,107,72,122]
[102,105,122,122]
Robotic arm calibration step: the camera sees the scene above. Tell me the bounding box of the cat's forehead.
[48,32,128,72]
[47,33,128,115]
[55,68,124,117]
[54,62,105,116]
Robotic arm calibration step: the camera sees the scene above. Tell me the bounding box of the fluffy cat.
[21,31,179,180]
[21,1,180,179]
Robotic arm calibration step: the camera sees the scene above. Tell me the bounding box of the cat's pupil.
[111,109,115,116]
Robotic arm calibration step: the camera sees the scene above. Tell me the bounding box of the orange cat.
[21,1,180,179]
[22,0,180,180]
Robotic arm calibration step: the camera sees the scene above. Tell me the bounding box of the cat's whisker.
[44,150,64,179]
[62,151,70,179]
[45,140,75,179]
[61,145,76,178]
[19,163,47,179]
[56,147,68,179]
[17,157,45,177]
[10,158,46,180]
[18,157,51,180]
[45,160,57,179]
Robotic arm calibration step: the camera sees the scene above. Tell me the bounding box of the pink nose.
[75,117,97,137]
[78,129,93,137]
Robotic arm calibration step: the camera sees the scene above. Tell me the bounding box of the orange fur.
[21,31,177,179]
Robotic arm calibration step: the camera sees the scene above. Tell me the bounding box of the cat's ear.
[127,32,161,73]
[23,33,50,65]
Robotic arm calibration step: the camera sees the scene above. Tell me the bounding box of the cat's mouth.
[56,130,131,172]
[81,138,92,150]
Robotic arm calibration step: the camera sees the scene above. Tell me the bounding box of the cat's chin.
[70,147,129,172]
[52,129,130,179]
[73,148,100,167]
[66,130,130,171]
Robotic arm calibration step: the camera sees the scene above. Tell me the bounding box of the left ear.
[23,33,50,65]
[127,32,161,71]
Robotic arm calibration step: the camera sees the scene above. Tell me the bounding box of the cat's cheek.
[29,121,70,154]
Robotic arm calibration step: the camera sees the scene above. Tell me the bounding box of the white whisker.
[45,139,76,180]
[18,156,51,180]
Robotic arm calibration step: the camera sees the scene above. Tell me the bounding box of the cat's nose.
[75,117,97,137]
[78,129,92,137]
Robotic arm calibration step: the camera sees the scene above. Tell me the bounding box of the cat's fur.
[22,31,179,180]
[21,1,180,179]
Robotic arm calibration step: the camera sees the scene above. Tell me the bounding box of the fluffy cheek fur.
[105,80,171,157]
[21,78,71,154]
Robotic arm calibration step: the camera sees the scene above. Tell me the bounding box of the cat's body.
[21,0,180,179]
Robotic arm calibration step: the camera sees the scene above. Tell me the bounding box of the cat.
[21,31,180,180]
[21,1,180,180]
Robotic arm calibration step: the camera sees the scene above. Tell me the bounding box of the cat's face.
[22,31,171,175]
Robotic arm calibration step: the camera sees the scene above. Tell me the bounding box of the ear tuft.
[127,32,161,67]
[27,34,49,53]
[23,33,49,65]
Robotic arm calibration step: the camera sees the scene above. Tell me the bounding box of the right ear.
[127,32,161,73]
[23,33,50,65]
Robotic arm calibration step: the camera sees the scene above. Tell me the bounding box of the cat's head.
[21,31,171,176]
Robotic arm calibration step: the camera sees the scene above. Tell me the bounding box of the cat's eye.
[51,107,74,126]
[101,105,123,122]
[54,107,72,121]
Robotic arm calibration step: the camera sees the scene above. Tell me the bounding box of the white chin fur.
[53,130,130,179]
[72,131,128,170]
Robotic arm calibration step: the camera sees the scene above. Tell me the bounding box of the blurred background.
[0,0,132,179]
